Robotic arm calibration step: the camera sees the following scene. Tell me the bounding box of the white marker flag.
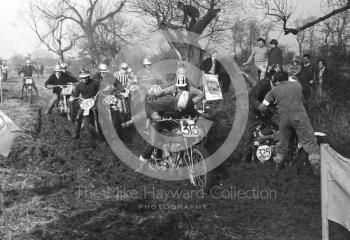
[0,111,22,157]
[321,144,350,240]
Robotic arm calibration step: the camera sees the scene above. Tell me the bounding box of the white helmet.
[60,62,68,69]
[54,64,62,72]
[143,58,152,65]
[176,90,190,110]
[120,62,129,70]
[175,67,187,87]
[175,75,187,87]
[98,63,109,72]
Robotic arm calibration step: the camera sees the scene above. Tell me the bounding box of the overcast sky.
[0,0,324,59]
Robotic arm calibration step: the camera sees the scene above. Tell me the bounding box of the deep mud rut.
[0,74,349,240]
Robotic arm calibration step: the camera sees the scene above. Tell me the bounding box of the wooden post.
[321,144,329,240]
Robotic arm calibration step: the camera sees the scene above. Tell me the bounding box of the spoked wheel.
[27,89,33,104]
[186,148,207,190]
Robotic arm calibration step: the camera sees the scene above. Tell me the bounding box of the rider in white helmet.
[44,64,77,115]
[92,62,109,82]
[139,67,204,163]
[113,62,137,88]
[150,67,204,104]
[18,58,40,98]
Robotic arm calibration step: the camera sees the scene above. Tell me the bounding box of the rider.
[18,59,39,98]
[60,62,76,79]
[140,90,200,163]
[147,67,204,120]
[92,63,109,82]
[120,58,166,128]
[238,64,279,163]
[44,64,78,115]
[137,58,165,98]
[69,68,101,140]
[113,63,137,87]
[111,63,138,120]
[260,71,320,176]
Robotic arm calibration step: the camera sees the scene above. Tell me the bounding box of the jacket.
[268,47,283,67]
[18,65,39,78]
[73,78,100,99]
[155,84,205,104]
[45,72,77,94]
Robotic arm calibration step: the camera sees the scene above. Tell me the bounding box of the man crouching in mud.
[260,71,320,175]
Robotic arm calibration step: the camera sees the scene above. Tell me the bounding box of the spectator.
[1,61,9,82]
[201,50,222,75]
[296,54,314,105]
[243,38,268,81]
[201,50,230,97]
[313,59,332,102]
[288,57,302,81]
[267,39,283,68]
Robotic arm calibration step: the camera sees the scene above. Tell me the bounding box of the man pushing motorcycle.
[238,64,280,163]
[260,71,320,176]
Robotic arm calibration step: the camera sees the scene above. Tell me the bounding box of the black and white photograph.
[0,0,350,239]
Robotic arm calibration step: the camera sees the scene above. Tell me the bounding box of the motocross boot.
[73,122,81,139]
[309,153,321,176]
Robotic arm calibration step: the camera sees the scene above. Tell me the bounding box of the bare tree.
[30,0,127,60]
[21,2,83,62]
[132,0,245,65]
[295,24,306,56]
[255,0,350,35]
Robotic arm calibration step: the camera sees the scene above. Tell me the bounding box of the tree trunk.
[59,51,64,63]
[84,26,99,60]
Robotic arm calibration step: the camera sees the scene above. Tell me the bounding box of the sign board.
[202,73,223,101]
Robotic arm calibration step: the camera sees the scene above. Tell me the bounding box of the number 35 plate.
[256,145,272,162]
[180,119,200,138]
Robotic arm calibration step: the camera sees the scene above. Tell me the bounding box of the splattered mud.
[0,74,349,240]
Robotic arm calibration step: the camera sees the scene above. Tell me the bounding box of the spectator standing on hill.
[243,38,268,81]
[288,58,302,81]
[313,59,332,102]
[267,39,283,69]
[297,54,314,106]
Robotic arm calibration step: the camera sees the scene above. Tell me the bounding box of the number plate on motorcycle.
[80,99,95,110]
[129,85,139,91]
[25,78,33,85]
[104,95,117,105]
[62,86,73,95]
[150,85,161,94]
[256,145,272,162]
[180,119,200,138]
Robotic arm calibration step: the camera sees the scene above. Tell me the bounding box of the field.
[0,73,349,240]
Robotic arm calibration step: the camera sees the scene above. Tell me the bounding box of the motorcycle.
[47,84,75,120]
[24,77,34,104]
[74,92,101,137]
[146,113,211,191]
[252,122,326,174]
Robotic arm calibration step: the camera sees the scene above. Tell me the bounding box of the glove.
[68,96,74,102]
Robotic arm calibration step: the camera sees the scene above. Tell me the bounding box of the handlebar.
[70,91,101,102]
[46,84,70,89]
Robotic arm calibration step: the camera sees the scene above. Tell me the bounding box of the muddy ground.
[0,74,349,240]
